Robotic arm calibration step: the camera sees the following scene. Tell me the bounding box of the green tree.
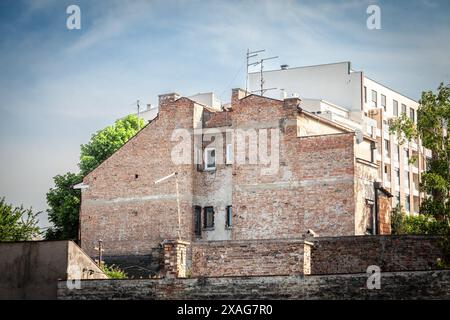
[390,83,449,267]
[45,115,145,240]
[0,197,41,241]
[45,172,83,240]
[391,204,405,235]
[79,115,145,176]
[389,83,449,226]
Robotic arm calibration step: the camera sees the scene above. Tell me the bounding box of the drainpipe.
[373,181,382,234]
[374,181,381,235]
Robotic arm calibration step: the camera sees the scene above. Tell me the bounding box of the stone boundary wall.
[310,235,442,275]
[57,270,450,300]
[191,239,312,277]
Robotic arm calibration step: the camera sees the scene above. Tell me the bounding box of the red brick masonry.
[191,239,312,277]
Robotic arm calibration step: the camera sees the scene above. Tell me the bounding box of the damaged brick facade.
[79,89,391,275]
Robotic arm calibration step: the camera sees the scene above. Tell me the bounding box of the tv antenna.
[246,49,265,93]
[258,56,278,96]
[136,100,142,129]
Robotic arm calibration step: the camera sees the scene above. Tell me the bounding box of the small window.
[225,206,232,228]
[226,144,233,165]
[194,206,202,236]
[365,200,375,235]
[410,108,415,122]
[204,148,216,171]
[371,90,377,107]
[203,207,214,229]
[401,103,407,114]
[364,86,367,103]
[405,195,411,212]
[393,100,398,116]
[384,139,390,158]
[370,141,376,163]
[381,94,386,111]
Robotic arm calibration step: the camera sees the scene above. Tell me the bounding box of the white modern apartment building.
[249,61,428,215]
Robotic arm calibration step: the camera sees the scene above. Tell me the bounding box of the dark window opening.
[194,206,202,236]
[365,200,375,235]
[370,141,376,163]
[226,206,232,228]
[135,174,139,179]
[203,207,214,229]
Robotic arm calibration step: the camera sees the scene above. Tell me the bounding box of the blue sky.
[0,0,449,228]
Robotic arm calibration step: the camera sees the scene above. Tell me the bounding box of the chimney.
[158,92,180,107]
[283,96,301,110]
[231,88,248,107]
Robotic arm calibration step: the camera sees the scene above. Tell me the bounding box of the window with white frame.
[393,100,399,116]
[226,144,233,165]
[371,90,377,107]
[204,148,216,170]
[381,94,386,111]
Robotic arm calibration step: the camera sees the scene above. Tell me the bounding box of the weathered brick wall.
[191,239,312,277]
[79,89,383,276]
[80,94,197,267]
[378,195,392,235]
[231,91,357,239]
[310,235,442,275]
[57,270,450,300]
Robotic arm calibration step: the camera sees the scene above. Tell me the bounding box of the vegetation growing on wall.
[100,263,128,279]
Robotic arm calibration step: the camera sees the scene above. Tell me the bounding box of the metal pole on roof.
[136,100,141,130]
[259,56,278,96]
[246,49,265,93]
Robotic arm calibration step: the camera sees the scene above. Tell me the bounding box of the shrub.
[100,263,128,279]
[391,204,446,235]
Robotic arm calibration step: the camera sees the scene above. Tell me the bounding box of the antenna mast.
[136,100,141,130]
[246,49,265,93]
[258,55,278,96]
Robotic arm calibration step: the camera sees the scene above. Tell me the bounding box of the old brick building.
[77,89,392,274]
